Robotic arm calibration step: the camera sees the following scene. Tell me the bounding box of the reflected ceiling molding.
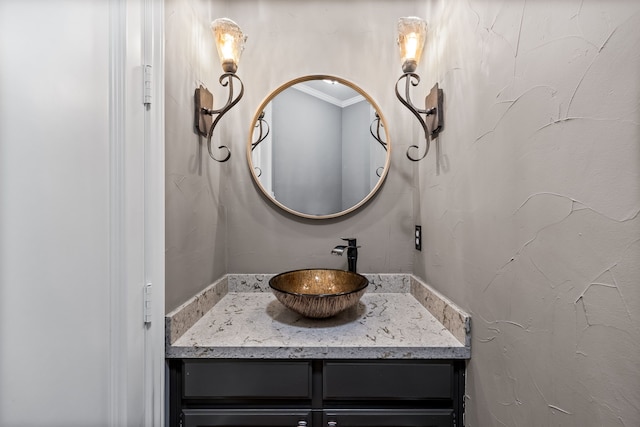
[395,16,444,162]
[292,83,365,108]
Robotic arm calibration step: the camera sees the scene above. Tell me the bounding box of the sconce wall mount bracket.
[425,82,443,138]
[195,85,213,136]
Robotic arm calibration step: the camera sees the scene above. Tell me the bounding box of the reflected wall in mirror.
[247,75,391,219]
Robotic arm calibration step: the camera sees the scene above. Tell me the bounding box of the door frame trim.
[108,0,165,425]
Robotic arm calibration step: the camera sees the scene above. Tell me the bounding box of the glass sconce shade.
[211,18,247,73]
[397,17,427,73]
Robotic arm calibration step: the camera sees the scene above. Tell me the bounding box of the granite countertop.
[166,274,471,360]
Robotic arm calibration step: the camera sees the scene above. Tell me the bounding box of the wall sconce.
[194,18,247,162]
[395,16,443,161]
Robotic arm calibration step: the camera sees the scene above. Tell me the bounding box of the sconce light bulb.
[405,33,419,59]
[220,34,235,59]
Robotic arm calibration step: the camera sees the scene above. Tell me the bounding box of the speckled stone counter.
[166,274,471,359]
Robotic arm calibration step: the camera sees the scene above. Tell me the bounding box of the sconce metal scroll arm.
[369,112,387,177]
[250,111,270,177]
[395,73,437,162]
[369,112,388,152]
[251,111,270,152]
[200,73,245,162]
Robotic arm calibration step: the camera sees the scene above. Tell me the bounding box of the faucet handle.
[340,237,360,248]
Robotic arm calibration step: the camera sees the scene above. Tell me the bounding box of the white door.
[0,0,165,426]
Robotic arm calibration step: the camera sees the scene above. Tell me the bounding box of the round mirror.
[247,75,391,219]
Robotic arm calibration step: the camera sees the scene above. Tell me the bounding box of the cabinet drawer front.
[183,360,312,399]
[182,409,311,427]
[323,409,453,427]
[323,361,453,400]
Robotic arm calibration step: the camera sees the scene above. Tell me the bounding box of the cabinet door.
[182,409,311,427]
[322,409,453,427]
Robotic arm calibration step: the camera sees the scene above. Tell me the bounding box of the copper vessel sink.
[269,269,369,318]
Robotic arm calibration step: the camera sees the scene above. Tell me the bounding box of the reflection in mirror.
[251,111,270,178]
[248,76,391,219]
[369,112,387,177]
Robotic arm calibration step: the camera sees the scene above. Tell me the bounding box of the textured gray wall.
[414,1,640,425]
[165,0,229,311]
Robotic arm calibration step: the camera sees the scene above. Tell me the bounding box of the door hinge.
[143,64,152,106]
[144,283,152,324]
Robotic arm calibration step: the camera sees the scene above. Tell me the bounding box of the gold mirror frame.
[247,75,391,220]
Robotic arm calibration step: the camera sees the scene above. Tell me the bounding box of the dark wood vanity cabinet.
[168,359,465,427]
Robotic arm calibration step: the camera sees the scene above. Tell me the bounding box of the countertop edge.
[166,345,471,360]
